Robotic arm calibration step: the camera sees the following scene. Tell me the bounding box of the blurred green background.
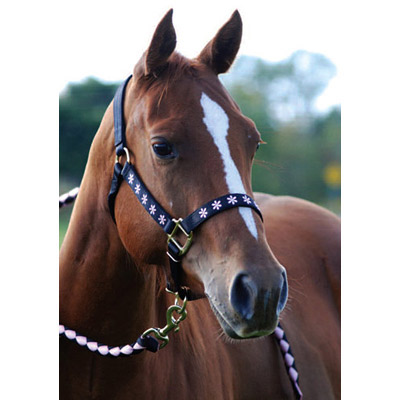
[60,51,340,245]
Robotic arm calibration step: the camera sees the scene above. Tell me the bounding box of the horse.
[59,9,340,399]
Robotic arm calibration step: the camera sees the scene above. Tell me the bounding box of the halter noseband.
[108,75,263,300]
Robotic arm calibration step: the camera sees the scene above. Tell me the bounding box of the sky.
[58,0,341,111]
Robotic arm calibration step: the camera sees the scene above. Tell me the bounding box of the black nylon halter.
[108,75,263,300]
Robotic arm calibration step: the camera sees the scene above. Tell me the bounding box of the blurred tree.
[221,52,340,210]
[59,78,119,180]
[222,50,336,128]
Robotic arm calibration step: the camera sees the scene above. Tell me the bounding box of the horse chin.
[206,295,276,340]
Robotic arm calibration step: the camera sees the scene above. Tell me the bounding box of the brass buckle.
[167,218,193,259]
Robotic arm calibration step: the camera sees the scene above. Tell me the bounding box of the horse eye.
[256,142,260,151]
[152,141,175,158]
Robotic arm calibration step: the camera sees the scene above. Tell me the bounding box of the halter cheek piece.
[108,75,263,300]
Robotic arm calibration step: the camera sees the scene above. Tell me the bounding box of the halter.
[108,75,263,300]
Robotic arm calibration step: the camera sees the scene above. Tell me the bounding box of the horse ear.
[141,9,177,77]
[197,10,242,74]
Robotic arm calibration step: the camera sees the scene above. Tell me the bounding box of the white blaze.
[200,92,258,240]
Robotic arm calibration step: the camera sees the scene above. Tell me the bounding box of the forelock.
[137,52,199,92]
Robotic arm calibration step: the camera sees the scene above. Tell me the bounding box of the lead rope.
[59,324,160,356]
[59,187,79,209]
[59,188,302,398]
[59,286,188,357]
[275,323,303,399]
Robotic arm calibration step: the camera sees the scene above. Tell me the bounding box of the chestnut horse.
[59,9,340,399]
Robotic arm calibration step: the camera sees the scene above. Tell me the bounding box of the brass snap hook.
[141,289,188,349]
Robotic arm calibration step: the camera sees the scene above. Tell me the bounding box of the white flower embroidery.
[211,200,222,210]
[128,173,134,185]
[158,214,166,225]
[149,204,156,215]
[227,195,237,205]
[199,208,208,219]
[141,194,148,205]
[242,195,252,204]
[134,184,141,194]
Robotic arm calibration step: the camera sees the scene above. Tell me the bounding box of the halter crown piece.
[108,75,264,300]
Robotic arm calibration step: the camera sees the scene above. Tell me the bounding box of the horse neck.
[59,108,165,345]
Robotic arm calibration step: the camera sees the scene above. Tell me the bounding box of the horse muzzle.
[207,267,288,339]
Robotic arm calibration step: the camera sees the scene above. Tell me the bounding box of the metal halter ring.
[167,218,194,259]
[115,147,131,164]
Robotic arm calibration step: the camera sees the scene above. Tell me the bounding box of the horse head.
[111,9,288,339]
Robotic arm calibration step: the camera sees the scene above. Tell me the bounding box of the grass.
[319,198,341,217]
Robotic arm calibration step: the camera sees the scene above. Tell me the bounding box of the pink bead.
[109,347,121,357]
[120,345,134,355]
[76,336,87,346]
[98,345,109,355]
[285,353,294,366]
[280,340,290,353]
[274,327,284,339]
[289,367,298,381]
[65,330,76,340]
[87,342,98,352]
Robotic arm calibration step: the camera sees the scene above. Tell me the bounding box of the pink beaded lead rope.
[59,189,302,398]
[275,323,303,399]
[59,187,79,209]
[59,324,159,356]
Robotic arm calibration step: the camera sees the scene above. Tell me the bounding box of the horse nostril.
[277,270,288,314]
[230,273,257,320]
